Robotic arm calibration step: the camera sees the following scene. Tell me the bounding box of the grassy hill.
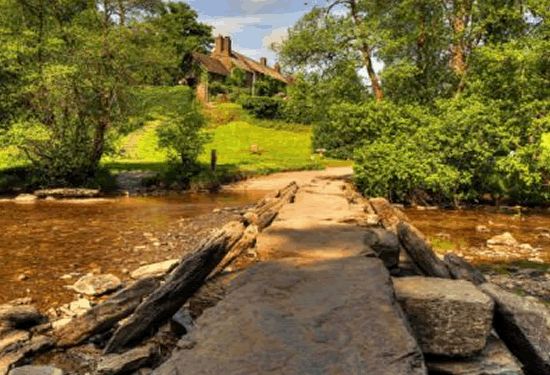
[106,87,347,179]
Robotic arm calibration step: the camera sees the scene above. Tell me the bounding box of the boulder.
[363,228,400,269]
[444,253,487,285]
[9,366,64,375]
[70,274,121,296]
[13,195,37,204]
[480,283,550,375]
[394,276,494,357]
[130,259,179,280]
[427,335,523,375]
[0,304,44,328]
[96,344,156,375]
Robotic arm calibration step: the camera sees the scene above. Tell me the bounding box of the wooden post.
[210,149,217,171]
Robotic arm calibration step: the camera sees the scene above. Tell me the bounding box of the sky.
[182,0,325,64]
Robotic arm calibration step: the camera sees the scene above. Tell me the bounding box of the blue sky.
[183,0,324,64]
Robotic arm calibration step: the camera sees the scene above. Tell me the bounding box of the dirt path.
[155,168,426,374]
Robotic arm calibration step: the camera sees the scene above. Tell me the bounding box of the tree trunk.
[349,0,384,102]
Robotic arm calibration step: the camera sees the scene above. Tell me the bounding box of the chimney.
[214,35,224,55]
[223,36,232,56]
[274,63,281,73]
[260,57,267,67]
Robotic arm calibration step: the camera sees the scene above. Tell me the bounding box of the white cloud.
[262,26,288,50]
[203,15,264,35]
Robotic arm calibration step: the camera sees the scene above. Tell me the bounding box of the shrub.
[240,96,283,119]
[156,93,209,183]
[352,96,550,205]
[313,101,425,159]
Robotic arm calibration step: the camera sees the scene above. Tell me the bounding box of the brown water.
[405,207,550,266]
[0,191,265,309]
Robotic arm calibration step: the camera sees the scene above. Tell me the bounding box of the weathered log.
[55,277,160,348]
[104,221,246,353]
[444,253,486,285]
[210,224,259,277]
[369,197,410,232]
[480,283,550,375]
[397,222,451,278]
[0,335,53,375]
[0,305,44,329]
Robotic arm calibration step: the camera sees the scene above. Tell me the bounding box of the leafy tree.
[156,93,208,177]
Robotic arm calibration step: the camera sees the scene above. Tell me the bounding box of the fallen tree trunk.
[55,277,160,348]
[369,198,409,232]
[252,182,298,230]
[397,222,451,278]
[104,221,246,353]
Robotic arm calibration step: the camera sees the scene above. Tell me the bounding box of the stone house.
[191,35,289,102]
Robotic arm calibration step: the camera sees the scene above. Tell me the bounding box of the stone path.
[155,169,426,374]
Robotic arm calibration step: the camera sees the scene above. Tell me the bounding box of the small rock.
[476,225,490,233]
[96,344,156,375]
[487,232,519,248]
[394,277,494,357]
[171,307,195,335]
[51,318,72,330]
[14,195,37,204]
[9,365,64,375]
[70,274,122,296]
[130,260,179,280]
[16,275,28,282]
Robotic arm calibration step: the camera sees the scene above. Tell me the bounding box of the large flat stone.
[394,276,494,357]
[154,257,426,375]
[480,283,550,375]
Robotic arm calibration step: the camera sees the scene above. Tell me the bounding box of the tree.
[278,1,384,101]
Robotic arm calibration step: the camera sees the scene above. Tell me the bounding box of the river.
[0,191,265,309]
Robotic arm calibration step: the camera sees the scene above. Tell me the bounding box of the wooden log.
[104,221,246,354]
[444,253,486,285]
[369,198,409,232]
[397,222,451,279]
[55,277,160,348]
[210,225,259,277]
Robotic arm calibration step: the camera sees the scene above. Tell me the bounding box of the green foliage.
[240,96,283,120]
[156,92,209,180]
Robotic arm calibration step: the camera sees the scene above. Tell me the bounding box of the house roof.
[232,52,289,84]
[192,52,230,76]
[192,51,289,84]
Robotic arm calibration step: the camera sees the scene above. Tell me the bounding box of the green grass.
[108,89,347,177]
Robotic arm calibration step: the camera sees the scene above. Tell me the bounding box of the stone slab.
[154,257,426,375]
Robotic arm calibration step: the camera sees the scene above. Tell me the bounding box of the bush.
[156,92,209,183]
[313,101,425,159]
[352,96,550,205]
[240,96,283,119]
